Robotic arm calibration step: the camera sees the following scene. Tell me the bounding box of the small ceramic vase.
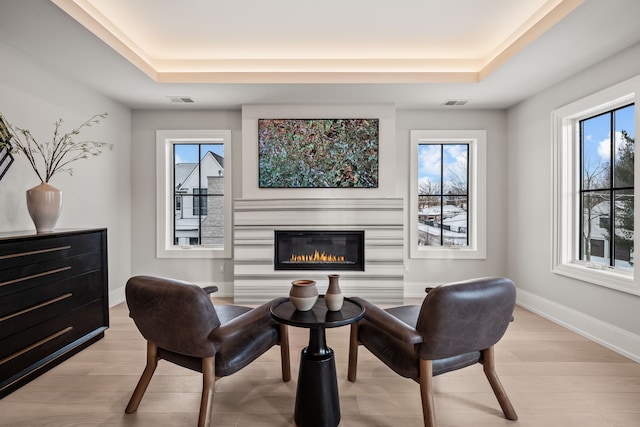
[26,182,63,233]
[289,279,318,311]
[325,274,344,311]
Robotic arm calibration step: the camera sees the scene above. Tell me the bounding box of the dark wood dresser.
[0,228,108,398]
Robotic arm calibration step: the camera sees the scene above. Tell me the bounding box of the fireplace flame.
[290,250,345,263]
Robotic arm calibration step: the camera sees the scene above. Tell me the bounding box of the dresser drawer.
[0,232,102,272]
[0,252,103,298]
[0,299,106,377]
[0,270,104,340]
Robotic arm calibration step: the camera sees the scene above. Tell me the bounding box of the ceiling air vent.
[167,96,195,103]
[442,99,469,106]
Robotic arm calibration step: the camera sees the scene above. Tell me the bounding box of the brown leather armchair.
[348,277,517,426]
[124,275,291,427]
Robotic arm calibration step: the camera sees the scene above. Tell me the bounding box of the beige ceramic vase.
[26,182,63,233]
[325,274,344,311]
[289,279,318,311]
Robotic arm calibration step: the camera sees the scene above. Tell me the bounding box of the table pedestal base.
[294,348,340,427]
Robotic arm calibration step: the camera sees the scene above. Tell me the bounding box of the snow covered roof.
[443,212,467,226]
[175,163,197,189]
[419,205,464,216]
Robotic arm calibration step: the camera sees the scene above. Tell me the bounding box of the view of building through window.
[580,104,635,270]
[417,143,469,246]
[173,143,224,246]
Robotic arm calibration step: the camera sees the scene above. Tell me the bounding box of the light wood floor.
[1,298,639,427]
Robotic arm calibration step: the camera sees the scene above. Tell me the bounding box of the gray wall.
[130,108,508,299]
[397,109,508,292]
[0,43,132,302]
[507,41,640,360]
[130,110,241,288]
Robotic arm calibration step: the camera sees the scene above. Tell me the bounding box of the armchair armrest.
[351,297,423,344]
[203,285,219,294]
[208,298,285,345]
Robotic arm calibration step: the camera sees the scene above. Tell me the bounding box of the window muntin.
[192,188,208,216]
[156,130,232,259]
[579,104,635,271]
[410,130,486,260]
[417,143,469,247]
[551,76,639,295]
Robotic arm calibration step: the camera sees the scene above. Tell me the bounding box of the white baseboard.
[516,289,640,363]
[109,285,126,308]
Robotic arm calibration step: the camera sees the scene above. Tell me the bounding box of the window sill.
[553,262,640,296]
[156,246,230,259]
[410,246,486,260]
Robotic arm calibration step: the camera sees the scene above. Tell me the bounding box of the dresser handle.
[0,326,73,365]
[0,245,71,260]
[0,293,73,322]
[0,266,72,287]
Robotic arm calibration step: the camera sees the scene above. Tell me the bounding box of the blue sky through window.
[582,104,634,179]
[174,143,224,164]
[417,143,468,190]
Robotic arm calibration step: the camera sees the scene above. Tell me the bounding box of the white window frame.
[409,130,487,259]
[552,76,640,295]
[156,129,232,259]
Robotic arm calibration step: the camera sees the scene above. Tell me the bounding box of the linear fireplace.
[274,230,365,271]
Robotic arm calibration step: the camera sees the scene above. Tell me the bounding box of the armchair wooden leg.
[125,341,159,414]
[482,346,518,421]
[198,356,215,427]
[347,322,359,382]
[279,324,291,382]
[419,359,436,427]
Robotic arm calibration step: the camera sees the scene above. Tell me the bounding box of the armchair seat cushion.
[385,305,421,327]
[215,304,252,324]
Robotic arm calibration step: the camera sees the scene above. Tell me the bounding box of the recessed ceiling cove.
[51,0,584,83]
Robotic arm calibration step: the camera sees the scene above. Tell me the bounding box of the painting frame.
[258,118,379,189]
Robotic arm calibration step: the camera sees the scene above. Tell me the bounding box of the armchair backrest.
[125,275,221,358]
[415,277,516,360]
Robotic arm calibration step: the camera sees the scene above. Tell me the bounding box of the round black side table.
[271,296,365,427]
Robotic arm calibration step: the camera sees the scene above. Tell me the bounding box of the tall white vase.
[26,182,63,233]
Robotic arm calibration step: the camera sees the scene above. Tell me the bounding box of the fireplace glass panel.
[274,230,364,271]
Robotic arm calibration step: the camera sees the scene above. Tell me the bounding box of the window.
[157,130,232,258]
[579,104,634,270]
[417,143,469,247]
[552,76,639,295]
[410,130,486,259]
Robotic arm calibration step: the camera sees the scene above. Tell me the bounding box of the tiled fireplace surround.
[234,104,402,304]
[233,198,404,304]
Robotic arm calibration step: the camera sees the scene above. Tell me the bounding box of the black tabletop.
[271,296,365,329]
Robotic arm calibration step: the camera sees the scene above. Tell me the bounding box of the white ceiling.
[1,0,640,109]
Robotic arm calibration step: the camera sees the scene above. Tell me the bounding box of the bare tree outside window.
[580,104,634,269]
